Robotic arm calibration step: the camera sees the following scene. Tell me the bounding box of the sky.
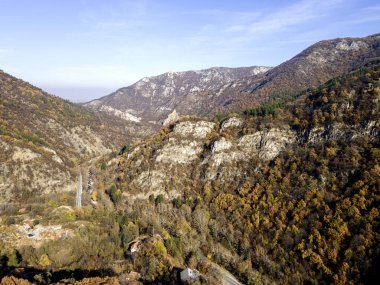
[0,0,379,102]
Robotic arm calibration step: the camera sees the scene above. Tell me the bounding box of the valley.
[0,34,379,284]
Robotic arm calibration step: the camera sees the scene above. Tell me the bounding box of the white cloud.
[342,5,380,25]
[94,19,153,31]
[95,21,129,29]
[222,0,344,37]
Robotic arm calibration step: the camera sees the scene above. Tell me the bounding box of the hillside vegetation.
[0,70,156,204]
[206,34,380,115]
[110,61,379,284]
[1,61,377,284]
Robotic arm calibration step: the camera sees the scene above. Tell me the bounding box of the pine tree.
[87,168,93,194]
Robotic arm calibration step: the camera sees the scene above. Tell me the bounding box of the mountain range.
[210,34,380,113]
[0,33,379,284]
[113,60,379,284]
[84,66,271,123]
[85,34,380,123]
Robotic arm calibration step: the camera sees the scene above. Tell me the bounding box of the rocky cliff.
[111,61,379,284]
[84,66,270,123]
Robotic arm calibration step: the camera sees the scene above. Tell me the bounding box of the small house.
[180,268,200,282]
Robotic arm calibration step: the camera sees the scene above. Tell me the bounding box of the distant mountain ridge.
[85,34,380,121]
[84,66,271,123]
[208,33,380,113]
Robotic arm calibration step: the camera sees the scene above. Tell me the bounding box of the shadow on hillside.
[0,265,115,284]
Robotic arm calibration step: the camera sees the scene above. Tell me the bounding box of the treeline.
[0,63,379,284]
[243,90,302,117]
[113,63,379,284]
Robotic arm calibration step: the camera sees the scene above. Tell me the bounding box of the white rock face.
[123,121,301,202]
[307,51,328,65]
[136,170,166,192]
[307,121,379,143]
[238,133,262,150]
[210,151,246,168]
[203,128,296,181]
[239,128,296,160]
[260,129,296,160]
[307,126,325,143]
[156,138,203,164]
[162,109,180,126]
[100,105,141,122]
[174,121,215,139]
[336,40,368,51]
[0,138,75,203]
[220,117,243,131]
[42,146,64,164]
[132,170,180,200]
[12,147,41,161]
[211,137,233,153]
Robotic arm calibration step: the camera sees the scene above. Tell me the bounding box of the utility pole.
[76,172,82,208]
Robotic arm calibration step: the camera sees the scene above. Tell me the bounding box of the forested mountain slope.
[0,51,379,285]
[207,34,380,114]
[0,69,156,204]
[109,61,379,284]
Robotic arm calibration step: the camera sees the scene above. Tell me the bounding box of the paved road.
[206,260,242,285]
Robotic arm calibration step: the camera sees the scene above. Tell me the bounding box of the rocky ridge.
[120,88,379,201]
[118,119,300,199]
[208,33,380,113]
[84,66,271,123]
[85,34,380,123]
[111,62,379,283]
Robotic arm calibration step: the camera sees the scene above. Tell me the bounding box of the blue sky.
[0,0,379,102]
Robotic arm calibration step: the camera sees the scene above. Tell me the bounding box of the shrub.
[106,184,122,204]
[155,194,164,204]
[5,217,16,225]
[7,250,22,267]
[119,144,130,155]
